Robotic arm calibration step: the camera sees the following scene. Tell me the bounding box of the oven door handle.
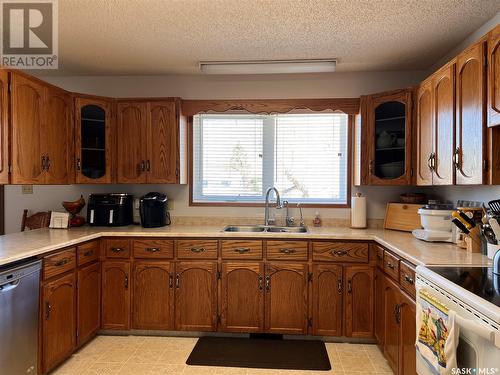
[455,314,500,348]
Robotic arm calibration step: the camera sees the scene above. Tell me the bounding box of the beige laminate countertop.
[0,224,491,267]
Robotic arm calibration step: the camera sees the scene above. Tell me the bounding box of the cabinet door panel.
[220,262,264,333]
[175,261,217,331]
[344,266,374,338]
[456,42,486,185]
[399,292,417,375]
[45,87,73,184]
[433,63,455,185]
[117,102,147,183]
[0,70,8,183]
[102,261,130,330]
[374,268,385,347]
[77,262,100,346]
[311,264,342,336]
[133,262,174,330]
[488,25,500,127]
[42,273,76,373]
[265,263,308,335]
[147,101,178,183]
[416,80,433,186]
[383,276,400,374]
[11,73,45,184]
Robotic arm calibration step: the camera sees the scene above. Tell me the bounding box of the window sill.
[189,201,350,208]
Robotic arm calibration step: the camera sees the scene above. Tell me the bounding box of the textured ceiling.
[47,0,499,75]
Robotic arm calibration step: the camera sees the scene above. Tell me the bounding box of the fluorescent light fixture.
[199,59,336,74]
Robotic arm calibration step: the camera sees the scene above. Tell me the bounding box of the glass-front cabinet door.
[75,97,114,183]
[368,89,413,185]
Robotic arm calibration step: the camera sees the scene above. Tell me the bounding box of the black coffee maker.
[139,192,170,228]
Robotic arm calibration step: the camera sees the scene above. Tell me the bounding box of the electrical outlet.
[22,185,33,194]
[168,199,175,210]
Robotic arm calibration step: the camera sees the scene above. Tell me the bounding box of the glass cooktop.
[427,266,500,307]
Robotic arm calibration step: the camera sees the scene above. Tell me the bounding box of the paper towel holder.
[350,192,367,229]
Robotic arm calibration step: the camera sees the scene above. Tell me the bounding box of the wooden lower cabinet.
[383,275,400,372]
[102,261,130,330]
[311,264,343,336]
[220,262,264,332]
[374,267,385,347]
[41,272,76,374]
[264,262,308,335]
[344,266,374,338]
[77,262,101,346]
[174,261,217,331]
[133,261,174,330]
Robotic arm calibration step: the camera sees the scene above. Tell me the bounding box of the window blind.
[193,112,348,204]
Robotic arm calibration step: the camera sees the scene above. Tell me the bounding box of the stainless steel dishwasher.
[0,259,41,375]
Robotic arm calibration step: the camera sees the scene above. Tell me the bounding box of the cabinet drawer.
[43,248,76,280]
[77,241,99,266]
[133,239,174,259]
[399,261,416,297]
[383,251,400,281]
[375,244,385,268]
[221,240,262,260]
[176,240,218,259]
[266,241,308,260]
[105,239,131,259]
[312,242,368,263]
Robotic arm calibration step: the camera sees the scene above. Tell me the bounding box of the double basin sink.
[222,225,308,233]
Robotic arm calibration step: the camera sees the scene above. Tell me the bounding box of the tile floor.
[52,335,394,375]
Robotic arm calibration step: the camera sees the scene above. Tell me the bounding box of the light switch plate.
[22,185,33,194]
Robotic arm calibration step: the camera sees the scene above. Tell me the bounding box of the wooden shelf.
[375,116,405,122]
[82,117,105,123]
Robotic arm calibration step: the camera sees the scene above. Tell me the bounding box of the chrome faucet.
[264,187,282,226]
[493,248,500,275]
[283,201,294,227]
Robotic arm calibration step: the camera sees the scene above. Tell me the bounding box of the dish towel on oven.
[416,290,459,374]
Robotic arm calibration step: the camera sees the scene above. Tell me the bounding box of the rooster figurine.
[62,195,86,227]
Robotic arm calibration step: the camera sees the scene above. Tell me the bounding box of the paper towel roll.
[351,194,367,229]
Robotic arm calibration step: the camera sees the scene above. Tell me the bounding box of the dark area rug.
[186,336,331,371]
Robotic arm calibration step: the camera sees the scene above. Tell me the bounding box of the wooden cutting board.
[384,203,423,232]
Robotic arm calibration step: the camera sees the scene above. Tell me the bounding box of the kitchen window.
[192,112,349,205]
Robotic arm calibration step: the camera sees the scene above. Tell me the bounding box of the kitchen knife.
[452,211,473,230]
[452,218,470,234]
[457,210,476,228]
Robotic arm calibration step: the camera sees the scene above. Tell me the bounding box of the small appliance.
[87,194,133,226]
[139,192,170,228]
[412,202,455,242]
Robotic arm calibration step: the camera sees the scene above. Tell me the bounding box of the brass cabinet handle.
[175,274,180,288]
[111,247,124,253]
[337,279,342,294]
[46,156,51,171]
[45,301,51,320]
[258,275,263,291]
[394,304,401,324]
[140,160,145,172]
[234,247,250,254]
[190,247,205,253]
[76,158,81,171]
[146,160,151,172]
[331,250,348,257]
[453,147,461,170]
[146,247,160,253]
[54,258,69,267]
[41,155,46,171]
[347,280,352,294]
[427,153,433,171]
[265,275,270,291]
[279,248,296,255]
[404,274,414,285]
[83,250,94,257]
[124,274,129,289]
[386,262,395,270]
[169,274,174,288]
[369,160,374,175]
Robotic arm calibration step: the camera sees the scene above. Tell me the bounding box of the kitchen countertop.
[0,225,491,267]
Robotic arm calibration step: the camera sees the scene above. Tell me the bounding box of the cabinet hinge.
[307,318,312,328]
[8,165,11,174]
[307,272,313,282]
[483,159,489,171]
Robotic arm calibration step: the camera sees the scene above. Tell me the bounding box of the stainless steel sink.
[222,225,308,233]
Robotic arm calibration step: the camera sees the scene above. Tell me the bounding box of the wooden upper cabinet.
[147,101,179,183]
[488,24,500,127]
[311,264,343,336]
[366,89,413,185]
[174,261,217,332]
[101,261,130,330]
[117,102,148,183]
[416,79,434,186]
[455,41,487,185]
[77,262,100,346]
[344,266,374,338]
[0,70,9,184]
[10,73,46,184]
[42,273,76,374]
[432,62,456,186]
[264,262,308,335]
[133,262,174,330]
[220,262,264,333]
[44,87,74,184]
[75,96,114,183]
